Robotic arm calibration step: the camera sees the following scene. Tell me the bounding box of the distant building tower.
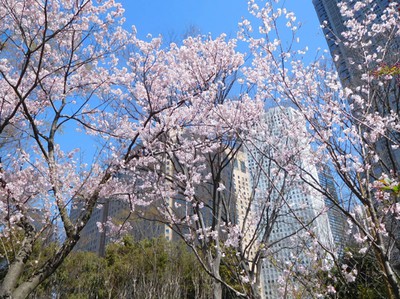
[69,197,150,256]
[247,106,334,299]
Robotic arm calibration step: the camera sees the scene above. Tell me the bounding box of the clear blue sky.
[119,0,328,52]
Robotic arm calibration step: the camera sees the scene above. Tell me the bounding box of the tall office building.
[70,196,166,256]
[247,106,334,299]
[70,157,173,256]
[161,146,256,257]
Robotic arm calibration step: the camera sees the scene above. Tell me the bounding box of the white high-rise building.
[247,106,334,299]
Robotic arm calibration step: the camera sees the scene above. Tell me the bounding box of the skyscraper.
[247,106,334,299]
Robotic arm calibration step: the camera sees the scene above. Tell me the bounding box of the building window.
[240,161,247,173]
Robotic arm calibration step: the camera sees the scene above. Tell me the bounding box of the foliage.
[372,63,400,80]
[323,245,391,299]
[28,237,212,299]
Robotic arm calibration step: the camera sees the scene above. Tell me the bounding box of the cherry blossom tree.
[1,0,399,299]
[114,34,263,298]
[0,1,132,297]
[237,0,400,298]
[0,1,262,298]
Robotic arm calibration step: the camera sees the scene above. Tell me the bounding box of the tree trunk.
[369,199,400,299]
[212,278,222,299]
[209,250,222,299]
[0,218,35,299]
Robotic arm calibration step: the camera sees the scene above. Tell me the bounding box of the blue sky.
[119,0,328,52]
